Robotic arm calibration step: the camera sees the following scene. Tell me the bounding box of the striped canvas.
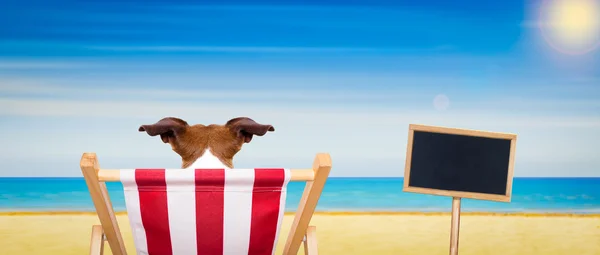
[120,168,291,255]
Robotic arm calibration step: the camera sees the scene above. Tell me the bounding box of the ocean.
[1,177,599,213]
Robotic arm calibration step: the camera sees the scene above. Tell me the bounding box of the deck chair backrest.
[81,153,332,255]
[121,168,290,255]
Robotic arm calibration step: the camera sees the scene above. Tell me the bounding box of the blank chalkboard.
[403,124,517,202]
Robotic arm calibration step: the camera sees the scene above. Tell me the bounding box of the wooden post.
[81,153,128,255]
[283,153,332,255]
[449,197,462,255]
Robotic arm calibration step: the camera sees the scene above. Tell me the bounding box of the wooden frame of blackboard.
[403,124,518,202]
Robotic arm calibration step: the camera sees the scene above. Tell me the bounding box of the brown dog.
[138,117,274,169]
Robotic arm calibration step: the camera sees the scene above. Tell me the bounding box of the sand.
[1,212,599,255]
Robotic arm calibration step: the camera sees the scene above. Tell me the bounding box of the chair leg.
[90,225,105,255]
[303,226,318,255]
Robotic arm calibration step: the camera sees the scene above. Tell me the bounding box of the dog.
[138,117,274,169]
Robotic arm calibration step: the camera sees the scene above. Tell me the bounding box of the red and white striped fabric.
[120,168,291,255]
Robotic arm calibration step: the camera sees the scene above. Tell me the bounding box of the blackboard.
[403,124,517,202]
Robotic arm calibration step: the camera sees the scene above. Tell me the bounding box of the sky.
[0,0,599,177]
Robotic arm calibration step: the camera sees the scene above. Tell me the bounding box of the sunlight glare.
[539,0,600,54]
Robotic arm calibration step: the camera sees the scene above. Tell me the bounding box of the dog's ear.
[139,117,189,144]
[226,117,275,143]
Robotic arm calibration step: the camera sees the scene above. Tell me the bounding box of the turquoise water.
[1,177,599,213]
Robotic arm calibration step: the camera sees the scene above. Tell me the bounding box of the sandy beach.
[1,212,599,255]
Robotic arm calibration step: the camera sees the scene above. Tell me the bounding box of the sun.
[539,0,600,55]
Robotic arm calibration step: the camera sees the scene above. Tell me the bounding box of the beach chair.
[80,152,331,255]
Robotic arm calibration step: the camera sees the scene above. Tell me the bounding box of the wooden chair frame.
[80,152,332,255]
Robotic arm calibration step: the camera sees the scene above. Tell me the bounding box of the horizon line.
[1,211,599,217]
[1,176,599,179]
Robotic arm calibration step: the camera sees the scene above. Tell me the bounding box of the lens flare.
[433,94,450,111]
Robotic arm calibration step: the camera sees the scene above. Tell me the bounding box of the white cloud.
[520,20,577,29]
[522,19,600,29]
[82,44,457,54]
[159,4,379,12]
[0,97,599,127]
[0,97,598,177]
[1,76,599,177]
[451,96,600,110]
[1,78,599,113]
[0,81,419,102]
[84,45,378,53]
[0,60,94,69]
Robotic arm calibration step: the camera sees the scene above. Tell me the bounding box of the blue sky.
[0,0,598,177]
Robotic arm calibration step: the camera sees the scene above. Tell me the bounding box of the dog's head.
[138,117,274,169]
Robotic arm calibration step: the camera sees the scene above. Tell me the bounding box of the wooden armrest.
[90,225,105,255]
[303,226,318,255]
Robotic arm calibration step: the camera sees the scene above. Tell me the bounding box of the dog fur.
[138,117,274,169]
